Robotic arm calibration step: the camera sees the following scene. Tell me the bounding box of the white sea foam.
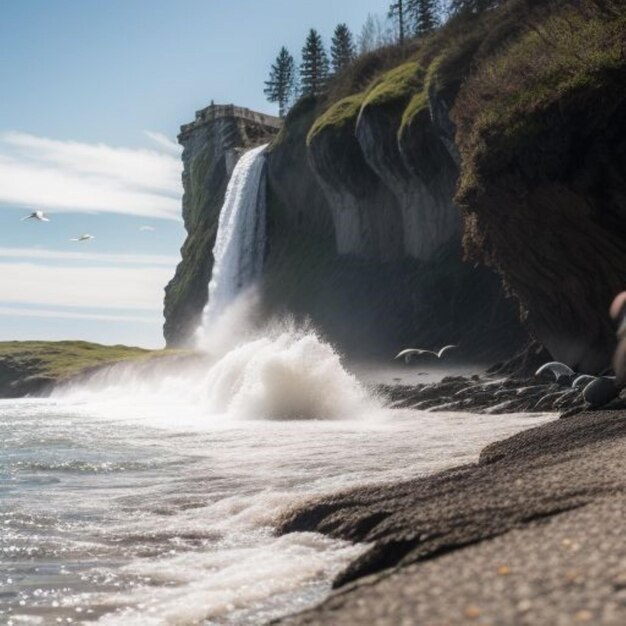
[1,394,554,625]
[55,312,373,423]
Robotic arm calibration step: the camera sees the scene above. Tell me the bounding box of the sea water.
[0,327,553,625]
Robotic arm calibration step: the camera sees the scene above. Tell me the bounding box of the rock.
[454,6,626,372]
[583,377,619,408]
[306,95,404,261]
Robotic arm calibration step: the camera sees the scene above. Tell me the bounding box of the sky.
[0,0,392,348]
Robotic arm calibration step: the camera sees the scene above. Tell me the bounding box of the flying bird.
[139,225,156,232]
[395,345,458,364]
[571,374,596,389]
[22,210,49,222]
[535,361,575,385]
[70,234,95,242]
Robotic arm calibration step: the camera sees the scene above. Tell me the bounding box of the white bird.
[139,225,155,232]
[571,374,596,389]
[395,345,458,363]
[535,361,575,381]
[22,210,49,222]
[70,234,95,242]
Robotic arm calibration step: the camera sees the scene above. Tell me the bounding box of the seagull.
[572,374,597,388]
[139,225,155,232]
[535,361,576,386]
[70,234,95,242]
[22,210,49,222]
[395,345,458,364]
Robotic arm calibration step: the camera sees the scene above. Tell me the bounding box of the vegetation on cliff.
[0,341,174,397]
[454,0,626,202]
[0,341,159,378]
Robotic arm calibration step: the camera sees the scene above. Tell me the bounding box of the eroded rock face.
[356,98,461,260]
[163,106,280,347]
[266,98,333,238]
[461,95,626,372]
[307,115,404,261]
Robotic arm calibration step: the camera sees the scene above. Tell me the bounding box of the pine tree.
[300,29,330,96]
[388,1,407,45]
[330,23,356,74]
[407,0,439,35]
[264,47,296,117]
[449,0,497,15]
[358,14,377,54]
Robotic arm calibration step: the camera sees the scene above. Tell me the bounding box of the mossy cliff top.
[303,0,624,152]
[454,0,626,202]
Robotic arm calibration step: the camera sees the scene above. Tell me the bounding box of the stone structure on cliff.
[163,103,281,347]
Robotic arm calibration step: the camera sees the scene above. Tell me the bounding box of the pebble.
[464,605,482,619]
[575,609,593,621]
[582,377,618,407]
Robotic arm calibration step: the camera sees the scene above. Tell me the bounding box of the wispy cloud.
[144,130,182,155]
[0,306,160,324]
[0,247,179,266]
[0,131,182,220]
[0,262,172,311]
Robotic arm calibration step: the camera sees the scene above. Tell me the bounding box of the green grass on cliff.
[0,341,168,381]
[304,11,489,146]
[362,61,423,109]
[307,93,366,144]
[307,62,426,145]
[454,0,626,200]
[302,96,350,147]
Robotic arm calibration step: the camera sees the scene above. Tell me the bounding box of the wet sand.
[277,410,626,625]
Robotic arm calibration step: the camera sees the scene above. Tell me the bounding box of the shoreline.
[2,341,624,623]
[275,409,626,624]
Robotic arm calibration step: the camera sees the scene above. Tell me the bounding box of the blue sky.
[0,0,391,348]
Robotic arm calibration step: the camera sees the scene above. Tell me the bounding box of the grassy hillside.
[0,341,175,397]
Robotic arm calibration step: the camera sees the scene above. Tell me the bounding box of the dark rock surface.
[262,93,526,358]
[307,98,405,261]
[375,369,621,415]
[454,3,626,373]
[277,411,625,583]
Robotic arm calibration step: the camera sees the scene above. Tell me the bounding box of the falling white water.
[202,143,268,331]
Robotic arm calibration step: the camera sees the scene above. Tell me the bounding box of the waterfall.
[202,143,268,329]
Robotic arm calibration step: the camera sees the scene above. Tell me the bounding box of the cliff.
[163,104,281,347]
[454,0,626,371]
[261,93,523,357]
[164,0,625,370]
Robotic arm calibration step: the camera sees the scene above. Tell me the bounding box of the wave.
[55,305,376,422]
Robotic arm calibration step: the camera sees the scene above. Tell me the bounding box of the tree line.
[264,24,356,117]
[264,1,498,117]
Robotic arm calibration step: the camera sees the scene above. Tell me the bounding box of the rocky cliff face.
[452,0,626,372]
[261,85,524,358]
[164,1,625,369]
[163,105,281,347]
